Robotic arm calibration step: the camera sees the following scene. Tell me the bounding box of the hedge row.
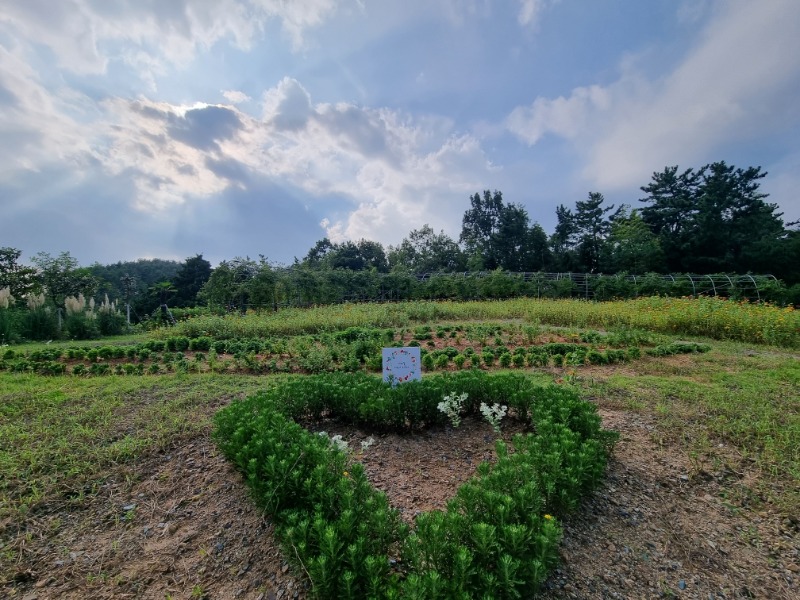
[213,371,618,598]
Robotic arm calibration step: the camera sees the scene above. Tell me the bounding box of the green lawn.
[1,300,798,583]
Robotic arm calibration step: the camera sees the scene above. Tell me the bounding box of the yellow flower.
[544,514,553,521]
[343,471,350,478]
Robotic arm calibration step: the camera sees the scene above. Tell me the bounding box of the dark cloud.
[0,164,327,267]
[316,104,392,160]
[204,156,251,184]
[172,177,326,265]
[167,105,242,151]
[0,166,162,264]
[130,100,170,120]
[176,163,198,176]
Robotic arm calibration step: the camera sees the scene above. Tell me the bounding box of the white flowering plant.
[318,431,349,453]
[437,392,468,427]
[479,402,507,433]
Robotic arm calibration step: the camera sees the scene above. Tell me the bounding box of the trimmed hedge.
[213,371,617,598]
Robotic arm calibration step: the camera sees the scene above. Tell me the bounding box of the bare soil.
[4,371,799,600]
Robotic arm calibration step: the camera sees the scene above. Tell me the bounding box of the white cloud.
[222,90,252,104]
[0,44,96,175]
[255,79,497,244]
[252,0,339,49]
[98,99,247,210]
[41,77,494,248]
[262,77,314,131]
[506,85,611,145]
[676,0,711,25]
[517,0,557,28]
[505,0,800,192]
[585,0,800,189]
[0,0,340,81]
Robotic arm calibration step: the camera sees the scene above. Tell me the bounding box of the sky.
[1,0,799,268]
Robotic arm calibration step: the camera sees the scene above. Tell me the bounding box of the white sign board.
[382,347,422,385]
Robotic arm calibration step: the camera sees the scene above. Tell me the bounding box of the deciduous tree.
[0,247,37,298]
[31,251,98,308]
[388,225,465,273]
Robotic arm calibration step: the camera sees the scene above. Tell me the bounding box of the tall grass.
[159,297,800,348]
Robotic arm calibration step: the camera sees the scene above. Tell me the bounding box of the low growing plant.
[214,370,617,598]
[479,402,508,434]
[437,392,469,428]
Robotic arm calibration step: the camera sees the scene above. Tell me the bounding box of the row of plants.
[0,329,710,377]
[207,269,794,307]
[2,271,796,344]
[213,371,618,598]
[160,297,798,348]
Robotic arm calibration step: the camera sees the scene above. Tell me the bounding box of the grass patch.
[582,344,800,512]
[1,298,797,590]
[0,374,267,524]
[156,297,800,348]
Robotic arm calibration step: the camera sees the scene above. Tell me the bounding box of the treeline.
[291,162,798,280]
[198,268,787,310]
[1,161,798,341]
[199,161,798,308]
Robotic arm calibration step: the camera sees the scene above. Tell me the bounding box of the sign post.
[382,347,421,386]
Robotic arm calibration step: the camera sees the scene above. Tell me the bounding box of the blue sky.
[1,0,799,267]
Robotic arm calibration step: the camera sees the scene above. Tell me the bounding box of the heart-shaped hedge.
[214,371,617,599]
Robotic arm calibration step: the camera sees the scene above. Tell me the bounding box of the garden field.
[0,298,798,599]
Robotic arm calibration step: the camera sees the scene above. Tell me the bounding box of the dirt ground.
[4,382,799,599]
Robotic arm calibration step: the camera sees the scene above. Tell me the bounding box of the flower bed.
[213,371,618,598]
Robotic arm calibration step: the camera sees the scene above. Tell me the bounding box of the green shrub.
[68,347,86,360]
[586,349,606,365]
[97,346,115,360]
[434,354,450,370]
[97,310,126,336]
[413,326,432,340]
[64,313,99,340]
[647,342,711,357]
[214,371,616,598]
[89,362,110,376]
[214,400,406,598]
[145,340,166,352]
[72,364,87,376]
[34,361,65,375]
[189,336,212,351]
[22,307,58,341]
